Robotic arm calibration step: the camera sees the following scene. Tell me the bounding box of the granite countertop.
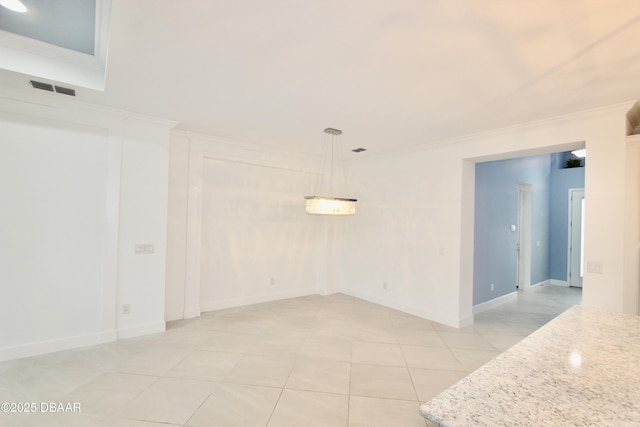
[419,305,640,426]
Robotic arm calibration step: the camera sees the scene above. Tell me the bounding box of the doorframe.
[567,188,585,287]
[517,183,532,290]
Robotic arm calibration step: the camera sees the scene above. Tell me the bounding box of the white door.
[568,189,585,287]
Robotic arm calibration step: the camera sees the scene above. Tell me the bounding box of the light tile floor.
[0,285,581,426]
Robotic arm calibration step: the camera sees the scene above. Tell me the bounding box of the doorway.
[472,152,585,308]
[568,188,585,287]
[517,183,532,290]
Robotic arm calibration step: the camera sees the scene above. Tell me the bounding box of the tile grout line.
[398,337,422,407]
[0,289,579,426]
[346,320,354,427]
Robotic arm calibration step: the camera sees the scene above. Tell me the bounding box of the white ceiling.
[2,0,640,156]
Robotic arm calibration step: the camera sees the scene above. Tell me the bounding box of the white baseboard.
[2,322,167,362]
[200,287,317,314]
[520,279,549,291]
[117,321,166,340]
[522,279,569,289]
[549,279,569,287]
[183,306,201,319]
[342,287,464,328]
[457,314,474,328]
[531,279,549,288]
[0,330,117,363]
[473,291,517,314]
[165,309,186,322]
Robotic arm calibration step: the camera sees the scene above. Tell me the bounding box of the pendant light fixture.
[305,128,357,215]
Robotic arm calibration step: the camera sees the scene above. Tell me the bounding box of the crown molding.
[0,87,177,130]
[348,100,639,164]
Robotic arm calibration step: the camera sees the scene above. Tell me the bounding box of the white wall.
[0,115,114,359]
[343,102,637,327]
[116,117,172,338]
[4,93,634,362]
[164,132,190,321]
[165,102,637,327]
[165,132,327,321]
[0,95,173,361]
[340,144,466,326]
[581,108,629,312]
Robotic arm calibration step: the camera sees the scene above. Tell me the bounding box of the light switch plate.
[586,261,603,274]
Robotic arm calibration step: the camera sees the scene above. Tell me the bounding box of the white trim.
[343,288,467,328]
[532,279,548,288]
[521,279,550,292]
[0,331,117,363]
[117,322,166,340]
[517,183,533,290]
[458,314,474,328]
[0,32,106,90]
[550,279,569,287]
[165,310,186,322]
[94,0,112,69]
[179,128,319,164]
[202,151,316,175]
[473,291,518,314]
[183,138,203,319]
[567,188,585,287]
[200,288,318,314]
[0,1,112,91]
[100,110,122,336]
[0,90,177,130]
[183,307,201,319]
[352,101,637,164]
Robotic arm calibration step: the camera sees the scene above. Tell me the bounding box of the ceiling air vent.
[54,85,76,96]
[30,80,54,92]
[30,80,76,96]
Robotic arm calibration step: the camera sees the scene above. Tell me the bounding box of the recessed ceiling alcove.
[0,0,111,91]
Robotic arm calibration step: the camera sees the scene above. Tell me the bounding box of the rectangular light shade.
[305,196,356,215]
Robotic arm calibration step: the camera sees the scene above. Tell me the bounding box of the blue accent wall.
[473,154,551,305]
[473,153,585,305]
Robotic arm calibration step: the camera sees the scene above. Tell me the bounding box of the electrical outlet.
[383,281,387,290]
[490,283,495,291]
[122,304,131,315]
[135,244,155,254]
[270,277,275,285]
